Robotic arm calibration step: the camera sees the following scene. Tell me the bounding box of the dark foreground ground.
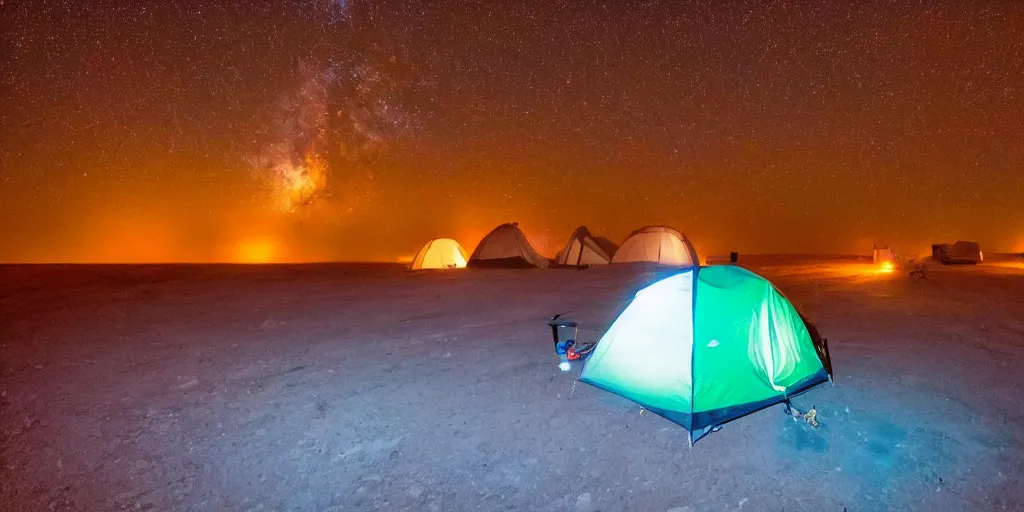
[2,257,1023,511]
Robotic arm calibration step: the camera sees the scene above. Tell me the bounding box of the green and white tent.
[580,265,833,444]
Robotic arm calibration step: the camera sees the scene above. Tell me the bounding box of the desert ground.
[2,256,1023,511]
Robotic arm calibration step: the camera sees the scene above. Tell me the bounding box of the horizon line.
[3,252,1022,266]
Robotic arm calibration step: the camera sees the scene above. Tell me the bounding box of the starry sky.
[2,0,1022,263]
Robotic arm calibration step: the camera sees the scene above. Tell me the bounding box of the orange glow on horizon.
[235,237,278,264]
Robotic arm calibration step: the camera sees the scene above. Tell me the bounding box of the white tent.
[554,226,616,267]
[611,225,698,267]
[872,247,896,264]
[468,222,550,268]
[409,238,469,270]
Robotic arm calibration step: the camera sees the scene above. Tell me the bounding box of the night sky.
[2,0,1022,263]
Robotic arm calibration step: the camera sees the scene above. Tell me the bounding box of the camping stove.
[547,314,580,371]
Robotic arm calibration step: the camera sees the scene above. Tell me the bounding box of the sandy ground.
[2,257,1023,511]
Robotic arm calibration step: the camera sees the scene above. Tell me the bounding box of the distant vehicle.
[931,241,983,265]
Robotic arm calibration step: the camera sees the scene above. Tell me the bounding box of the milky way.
[251,1,415,214]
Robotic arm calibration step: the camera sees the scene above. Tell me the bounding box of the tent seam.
[689,266,699,443]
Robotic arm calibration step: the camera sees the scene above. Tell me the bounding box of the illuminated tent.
[872,246,896,264]
[554,226,616,267]
[581,265,833,444]
[409,238,469,270]
[468,222,550,268]
[611,225,699,267]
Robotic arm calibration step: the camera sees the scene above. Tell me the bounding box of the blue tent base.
[581,368,830,445]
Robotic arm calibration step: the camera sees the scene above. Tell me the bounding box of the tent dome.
[409,238,469,270]
[468,222,550,268]
[580,265,832,444]
[611,225,698,267]
[554,226,616,267]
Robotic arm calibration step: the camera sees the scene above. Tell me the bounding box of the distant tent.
[468,222,550,268]
[409,238,469,270]
[593,236,620,260]
[581,265,833,444]
[554,226,615,267]
[932,241,982,265]
[611,225,699,267]
[872,246,896,264]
